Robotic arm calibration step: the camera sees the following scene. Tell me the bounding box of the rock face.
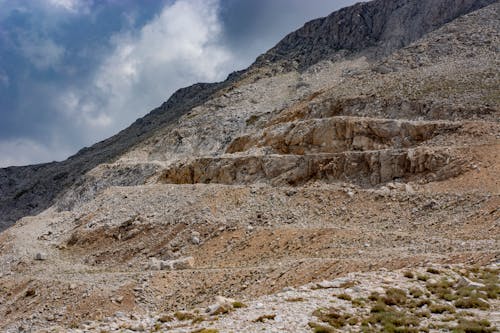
[160,147,466,187]
[0,0,496,232]
[255,0,497,69]
[0,1,499,332]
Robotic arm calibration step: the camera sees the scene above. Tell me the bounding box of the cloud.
[0,69,8,87]
[56,0,233,142]
[46,0,91,14]
[0,138,72,167]
[19,34,65,70]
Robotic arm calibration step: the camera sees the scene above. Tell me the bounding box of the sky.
[0,0,358,167]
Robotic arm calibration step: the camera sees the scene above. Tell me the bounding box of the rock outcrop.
[254,0,497,70]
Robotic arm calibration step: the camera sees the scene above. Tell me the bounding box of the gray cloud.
[0,0,360,167]
[0,138,73,167]
[53,0,233,145]
[19,34,65,70]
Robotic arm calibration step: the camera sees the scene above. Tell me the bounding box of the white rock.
[215,296,235,305]
[405,184,415,194]
[147,258,162,270]
[171,256,195,270]
[458,276,485,288]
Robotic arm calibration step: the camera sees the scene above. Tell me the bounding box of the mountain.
[0,0,498,331]
[0,0,496,232]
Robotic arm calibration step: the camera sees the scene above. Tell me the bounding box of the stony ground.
[0,2,498,332]
[47,264,500,333]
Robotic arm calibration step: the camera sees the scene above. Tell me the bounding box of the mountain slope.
[0,0,498,332]
[0,0,496,232]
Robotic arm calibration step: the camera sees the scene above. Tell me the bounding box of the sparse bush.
[191,329,219,333]
[337,293,352,301]
[312,308,351,328]
[351,298,366,307]
[365,307,420,332]
[455,297,490,310]
[412,299,432,308]
[426,267,441,274]
[429,303,456,314]
[383,288,407,306]
[453,318,495,333]
[409,288,424,298]
[252,314,276,323]
[158,314,174,322]
[339,280,359,288]
[232,301,247,308]
[308,322,335,333]
[404,271,415,279]
[417,274,430,282]
[369,291,381,302]
[174,311,196,321]
[285,297,305,302]
[426,279,456,301]
[415,310,431,318]
[481,283,500,299]
[191,316,206,324]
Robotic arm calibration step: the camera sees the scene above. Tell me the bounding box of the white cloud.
[0,138,72,167]
[46,0,91,14]
[19,35,65,70]
[57,0,233,143]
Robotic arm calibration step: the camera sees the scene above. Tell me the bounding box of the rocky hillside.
[0,0,496,232]
[0,0,498,332]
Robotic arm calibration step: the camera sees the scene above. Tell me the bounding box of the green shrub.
[455,297,490,310]
[337,293,352,301]
[312,308,351,328]
[429,303,456,314]
[453,319,495,333]
[404,271,415,279]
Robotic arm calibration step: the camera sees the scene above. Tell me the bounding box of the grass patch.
[174,311,196,321]
[409,287,424,298]
[426,279,457,301]
[352,298,366,307]
[368,291,381,302]
[312,308,351,328]
[158,314,174,322]
[404,271,415,279]
[429,303,456,314]
[191,316,206,324]
[417,274,430,282]
[285,297,305,302]
[232,301,247,308]
[339,280,359,288]
[383,288,407,306]
[337,293,352,301]
[455,297,490,310]
[427,267,441,275]
[364,305,420,333]
[253,314,276,323]
[452,319,495,333]
[308,322,335,333]
[191,329,219,333]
